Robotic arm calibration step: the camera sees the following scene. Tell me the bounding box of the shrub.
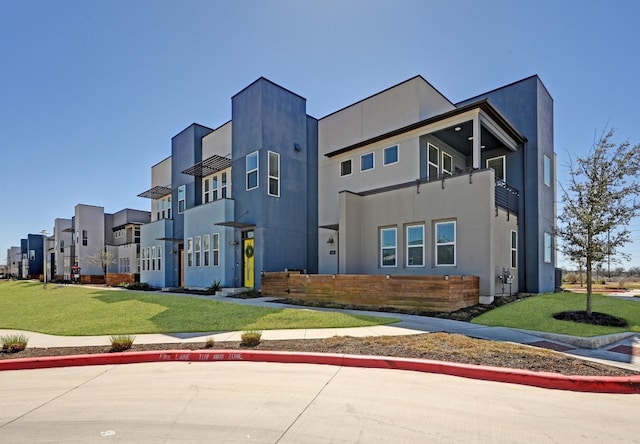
[125,282,151,291]
[240,330,262,347]
[564,274,578,284]
[1,334,29,353]
[109,334,135,352]
[204,337,215,348]
[207,280,222,294]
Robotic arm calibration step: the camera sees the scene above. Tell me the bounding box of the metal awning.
[62,227,75,233]
[319,224,339,231]
[215,221,256,229]
[111,222,144,231]
[155,237,184,243]
[138,185,172,199]
[182,155,232,177]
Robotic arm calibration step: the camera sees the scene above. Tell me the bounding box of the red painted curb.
[1,350,638,394]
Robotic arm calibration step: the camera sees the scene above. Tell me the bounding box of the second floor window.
[268,151,280,197]
[361,152,374,172]
[487,156,506,181]
[247,151,259,190]
[203,178,211,203]
[82,230,88,246]
[383,145,398,166]
[340,159,352,177]
[178,185,186,213]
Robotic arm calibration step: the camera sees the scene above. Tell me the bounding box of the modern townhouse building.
[6,246,22,278]
[138,74,556,299]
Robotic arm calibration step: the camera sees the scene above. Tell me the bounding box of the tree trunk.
[585,257,593,317]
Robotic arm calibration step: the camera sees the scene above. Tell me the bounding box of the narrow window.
[383,145,398,166]
[361,152,374,172]
[141,248,146,271]
[203,234,210,267]
[167,196,172,219]
[511,230,517,269]
[146,247,150,271]
[268,151,280,197]
[544,154,552,187]
[428,143,439,180]
[151,246,156,271]
[187,238,193,267]
[487,156,506,181]
[380,227,397,267]
[544,232,552,263]
[246,151,259,190]
[406,225,424,267]
[212,233,220,266]
[221,172,228,198]
[157,246,162,271]
[195,236,201,267]
[340,159,352,177]
[60,240,64,253]
[203,178,210,203]
[442,152,453,176]
[82,230,88,246]
[435,221,456,266]
[178,185,186,213]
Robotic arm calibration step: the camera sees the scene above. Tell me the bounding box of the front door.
[243,237,254,288]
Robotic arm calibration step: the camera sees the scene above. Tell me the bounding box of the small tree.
[85,243,117,276]
[556,129,640,316]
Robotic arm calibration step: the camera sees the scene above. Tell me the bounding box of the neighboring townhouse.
[6,246,22,278]
[139,78,318,290]
[53,218,73,280]
[141,74,555,299]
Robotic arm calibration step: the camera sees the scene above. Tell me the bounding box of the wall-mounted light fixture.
[326,236,334,244]
[294,143,302,152]
[229,239,239,246]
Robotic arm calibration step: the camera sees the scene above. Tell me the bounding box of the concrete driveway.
[1,361,638,443]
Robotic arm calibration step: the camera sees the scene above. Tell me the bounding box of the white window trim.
[360,152,375,172]
[246,151,259,191]
[428,143,439,180]
[340,159,353,177]
[380,227,397,268]
[187,237,193,267]
[195,236,201,267]
[383,145,399,166]
[544,232,552,264]
[486,155,506,182]
[442,152,453,176]
[203,234,210,267]
[435,220,456,267]
[178,185,186,214]
[212,233,220,267]
[406,224,425,267]
[543,154,552,187]
[511,230,517,269]
[268,151,280,197]
[157,245,162,271]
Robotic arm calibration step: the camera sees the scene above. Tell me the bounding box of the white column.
[472,113,481,169]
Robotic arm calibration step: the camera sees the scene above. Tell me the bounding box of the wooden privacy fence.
[261,272,479,313]
[106,273,140,286]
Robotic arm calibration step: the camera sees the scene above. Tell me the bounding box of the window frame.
[380,227,397,268]
[212,233,220,267]
[178,185,186,214]
[203,177,211,203]
[435,220,456,267]
[187,238,193,267]
[246,151,259,191]
[428,143,439,180]
[157,245,162,271]
[486,155,506,181]
[543,154,552,187]
[268,151,280,197]
[511,230,517,269]
[82,230,88,246]
[360,152,375,172]
[203,234,210,267]
[340,159,353,177]
[383,145,399,166]
[544,232,553,264]
[194,236,201,267]
[442,152,453,176]
[406,224,425,267]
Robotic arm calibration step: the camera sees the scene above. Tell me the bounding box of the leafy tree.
[556,129,640,316]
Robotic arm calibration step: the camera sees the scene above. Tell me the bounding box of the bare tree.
[556,129,640,316]
[85,243,117,276]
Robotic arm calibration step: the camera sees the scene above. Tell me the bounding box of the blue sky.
[2,0,639,269]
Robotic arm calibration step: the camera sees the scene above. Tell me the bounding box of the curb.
[1,350,639,394]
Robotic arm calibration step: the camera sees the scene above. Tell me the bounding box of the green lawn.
[472,292,640,336]
[0,281,397,336]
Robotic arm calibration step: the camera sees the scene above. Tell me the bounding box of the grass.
[473,292,640,336]
[0,280,397,336]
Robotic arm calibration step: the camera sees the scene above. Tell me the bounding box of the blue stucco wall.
[27,234,44,276]
[231,78,315,288]
[459,76,556,292]
[140,219,175,288]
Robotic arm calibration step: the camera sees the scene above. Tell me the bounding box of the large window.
[544,232,553,263]
[246,151,259,190]
[82,230,88,246]
[194,236,201,267]
[487,156,506,181]
[187,238,193,267]
[157,246,162,271]
[428,143,439,179]
[268,151,280,197]
[442,152,453,176]
[511,230,517,269]
[221,172,228,198]
[383,145,398,166]
[380,227,397,267]
[178,185,186,213]
[406,224,424,267]
[340,159,352,177]
[151,246,156,271]
[361,152,374,172]
[544,154,552,187]
[212,233,220,266]
[435,221,456,266]
[203,234,210,267]
[203,178,211,203]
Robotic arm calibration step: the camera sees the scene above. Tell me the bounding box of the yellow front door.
[243,238,255,288]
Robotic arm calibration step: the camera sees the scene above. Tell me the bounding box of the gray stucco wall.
[140,219,175,288]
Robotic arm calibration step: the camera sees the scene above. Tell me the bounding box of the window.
[146,247,150,271]
[221,172,228,198]
[380,227,397,267]
[544,154,552,187]
[361,152,374,171]
[203,235,210,266]
[203,178,211,203]
[212,233,220,266]
[141,248,146,271]
[406,225,424,267]
[195,236,201,267]
[487,156,506,181]
[167,196,171,219]
[268,151,280,197]
[511,230,517,269]
[82,230,88,246]
[383,145,398,166]
[60,240,64,253]
[442,152,453,176]
[544,232,552,264]
[212,175,219,201]
[178,185,186,213]
[340,159,352,177]
[187,238,193,267]
[157,246,162,271]
[246,151,259,190]
[151,246,156,271]
[428,143,439,179]
[435,221,456,266]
